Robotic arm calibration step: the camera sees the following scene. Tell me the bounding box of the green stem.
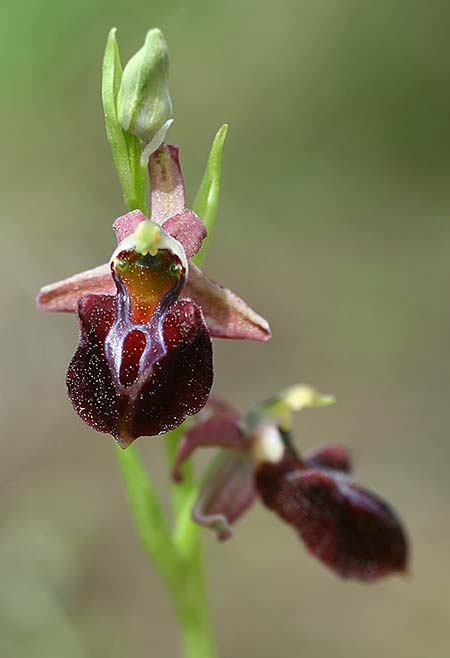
[103,33,227,649]
[116,440,217,658]
[165,429,217,658]
[171,542,217,658]
[165,426,196,518]
[115,444,180,589]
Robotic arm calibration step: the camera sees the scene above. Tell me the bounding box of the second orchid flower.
[175,386,408,582]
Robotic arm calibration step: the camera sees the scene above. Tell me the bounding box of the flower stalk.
[170,541,217,658]
[116,430,218,658]
[103,29,226,658]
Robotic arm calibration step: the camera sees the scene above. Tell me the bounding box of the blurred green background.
[1,0,450,656]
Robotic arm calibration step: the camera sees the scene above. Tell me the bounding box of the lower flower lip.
[255,459,408,581]
[66,286,214,446]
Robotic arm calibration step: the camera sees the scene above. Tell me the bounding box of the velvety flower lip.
[177,386,409,581]
[67,224,213,447]
[255,453,408,582]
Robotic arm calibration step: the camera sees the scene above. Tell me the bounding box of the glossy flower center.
[113,247,184,324]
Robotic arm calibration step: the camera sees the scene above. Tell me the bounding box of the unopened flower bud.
[117,29,173,164]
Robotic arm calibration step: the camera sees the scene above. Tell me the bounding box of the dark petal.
[66,294,120,436]
[304,444,352,474]
[256,462,408,581]
[193,452,256,541]
[67,294,213,446]
[173,401,245,481]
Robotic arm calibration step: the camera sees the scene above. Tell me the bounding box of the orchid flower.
[37,144,270,447]
[175,386,408,582]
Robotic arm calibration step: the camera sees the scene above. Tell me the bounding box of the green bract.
[102,28,147,213]
[193,124,228,266]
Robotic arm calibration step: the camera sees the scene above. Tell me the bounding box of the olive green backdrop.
[1,1,450,657]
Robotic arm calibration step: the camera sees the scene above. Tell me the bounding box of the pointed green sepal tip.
[102,28,122,112]
[117,28,173,161]
[101,28,147,214]
[192,124,229,265]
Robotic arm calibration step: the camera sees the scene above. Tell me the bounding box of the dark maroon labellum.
[66,245,213,446]
[256,458,408,581]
